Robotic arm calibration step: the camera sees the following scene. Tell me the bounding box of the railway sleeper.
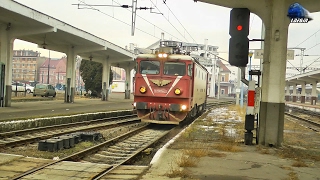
[117,142,143,148]
[124,140,146,144]
[94,153,128,161]
[99,151,129,157]
[84,157,108,164]
[107,147,133,154]
[116,145,140,149]
[108,146,136,151]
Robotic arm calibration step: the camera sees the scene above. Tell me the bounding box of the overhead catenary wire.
[294,28,320,48]
[149,0,190,42]
[301,56,320,71]
[288,28,320,73]
[161,1,197,43]
[287,60,300,72]
[76,0,184,41]
[305,42,320,52]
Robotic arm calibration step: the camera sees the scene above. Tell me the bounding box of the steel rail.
[92,127,173,179]
[285,112,320,131]
[0,113,137,138]
[11,124,149,180]
[0,116,140,147]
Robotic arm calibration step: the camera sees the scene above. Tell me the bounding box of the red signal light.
[237,25,243,31]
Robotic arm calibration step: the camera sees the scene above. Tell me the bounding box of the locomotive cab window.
[164,62,186,76]
[140,61,160,74]
[134,61,138,74]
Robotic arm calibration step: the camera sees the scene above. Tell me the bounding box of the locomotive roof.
[136,53,192,60]
[136,53,208,73]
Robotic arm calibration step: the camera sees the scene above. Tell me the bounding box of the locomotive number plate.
[154,89,168,93]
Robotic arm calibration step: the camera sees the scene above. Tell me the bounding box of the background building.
[12,50,42,83]
[39,57,67,86]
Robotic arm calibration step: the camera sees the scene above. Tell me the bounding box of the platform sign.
[254,87,261,114]
[253,49,294,60]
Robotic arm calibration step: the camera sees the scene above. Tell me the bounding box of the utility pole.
[131,0,137,36]
[217,66,221,99]
[236,68,240,105]
[47,50,51,84]
[240,67,244,107]
[248,52,253,80]
[299,48,305,74]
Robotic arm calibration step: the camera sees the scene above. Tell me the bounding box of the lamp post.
[58,70,60,86]
[34,69,36,82]
[248,52,253,80]
[209,57,216,98]
[77,58,81,92]
[47,50,51,84]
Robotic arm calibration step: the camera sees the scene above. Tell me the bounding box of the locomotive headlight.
[158,53,168,58]
[139,86,147,93]
[133,102,136,107]
[181,105,187,110]
[174,88,181,95]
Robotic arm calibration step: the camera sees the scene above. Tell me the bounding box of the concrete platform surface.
[139,105,320,180]
[0,153,53,179]
[140,146,320,180]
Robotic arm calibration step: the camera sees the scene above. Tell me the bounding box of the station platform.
[141,146,320,180]
[286,101,320,108]
[0,93,229,121]
[0,93,134,121]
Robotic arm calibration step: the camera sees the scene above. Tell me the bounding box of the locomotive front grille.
[136,102,183,111]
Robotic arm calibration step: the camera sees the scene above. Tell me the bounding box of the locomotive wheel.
[191,105,197,117]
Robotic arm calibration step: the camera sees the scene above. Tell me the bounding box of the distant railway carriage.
[133,46,209,124]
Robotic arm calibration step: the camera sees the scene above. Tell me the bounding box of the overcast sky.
[13,0,320,76]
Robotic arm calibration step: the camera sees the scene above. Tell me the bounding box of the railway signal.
[229,8,250,67]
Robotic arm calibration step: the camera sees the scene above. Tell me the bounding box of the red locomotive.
[133,44,209,124]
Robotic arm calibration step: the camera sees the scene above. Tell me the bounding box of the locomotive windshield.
[164,62,186,76]
[140,61,160,74]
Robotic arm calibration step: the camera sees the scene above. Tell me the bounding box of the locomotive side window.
[187,64,193,76]
[164,62,186,76]
[140,61,160,74]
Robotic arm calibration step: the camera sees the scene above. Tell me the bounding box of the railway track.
[285,105,320,132]
[206,100,235,109]
[285,112,320,132]
[0,114,139,147]
[0,100,233,148]
[11,124,173,180]
[4,100,235,179]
